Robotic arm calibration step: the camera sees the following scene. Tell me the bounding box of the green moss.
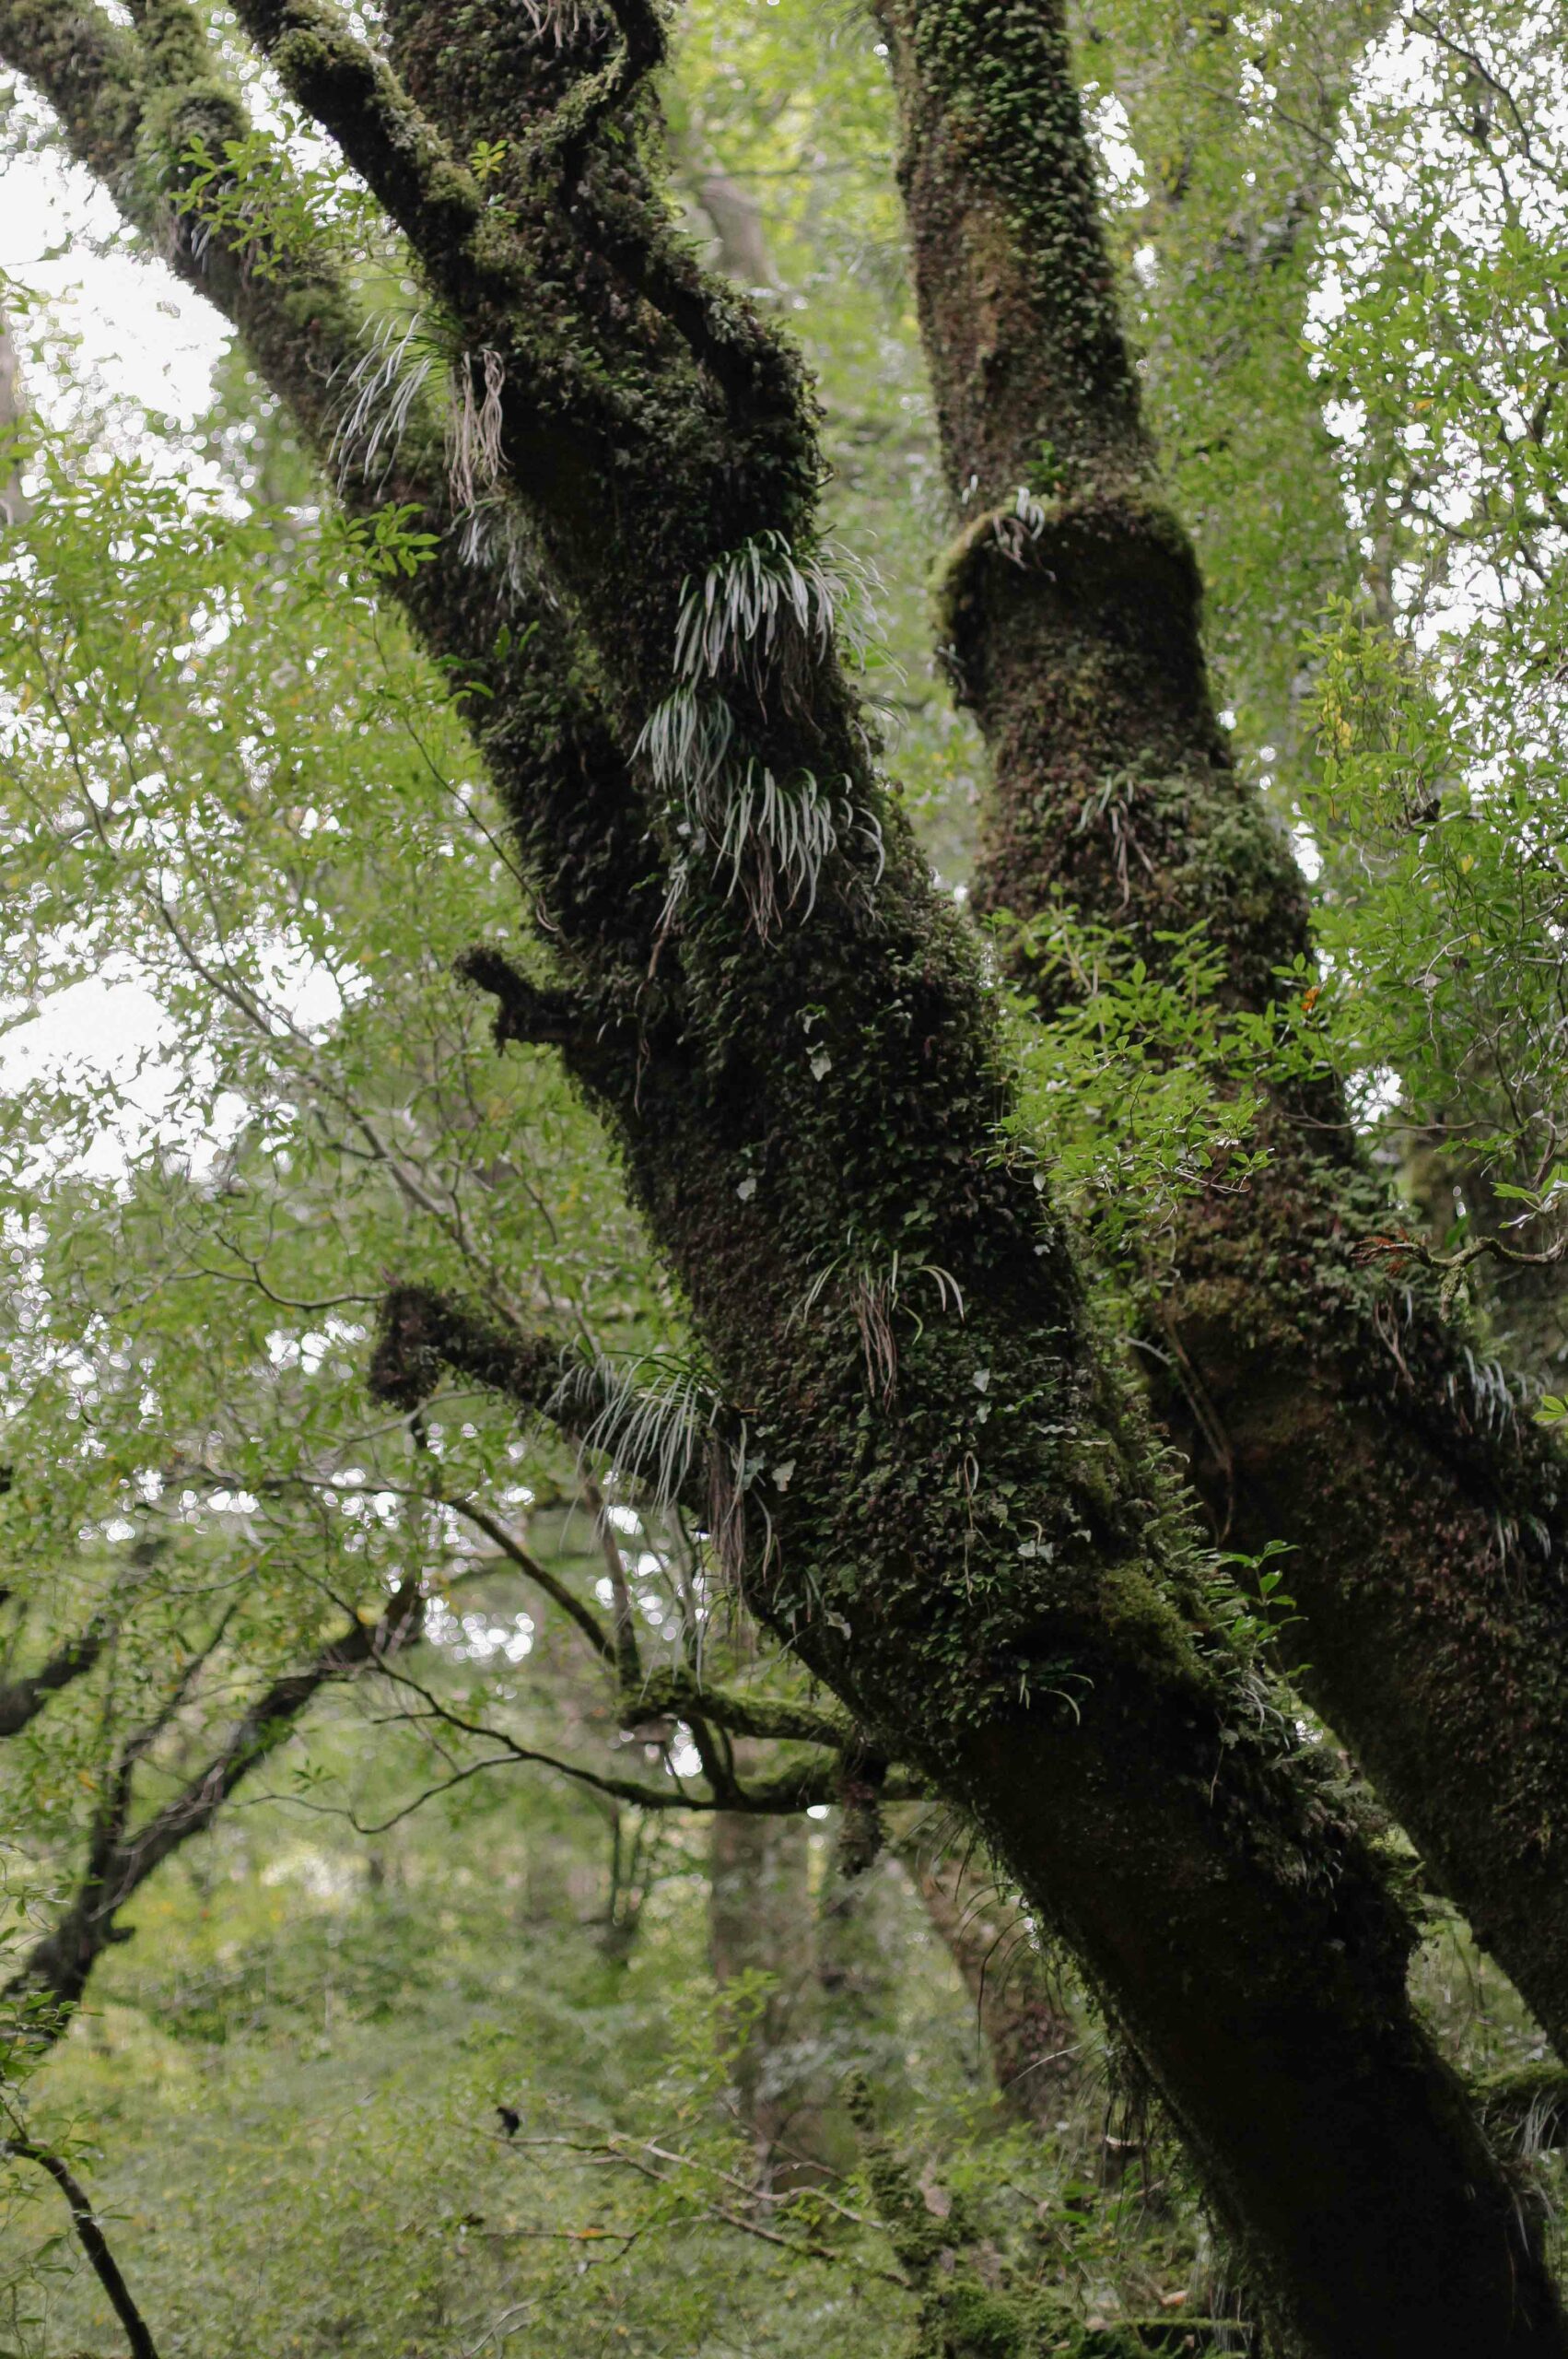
[930,2280,1033,2357]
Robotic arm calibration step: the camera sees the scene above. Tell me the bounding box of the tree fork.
[4,2,1566,2347]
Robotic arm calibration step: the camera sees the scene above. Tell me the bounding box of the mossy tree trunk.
[1077,0,1391,780]
[3,3,1565,2350]
[876,0,1568,2064]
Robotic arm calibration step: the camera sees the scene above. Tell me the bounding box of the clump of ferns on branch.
[638,530,883,933]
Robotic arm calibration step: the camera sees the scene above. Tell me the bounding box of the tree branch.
[369,1284,573,1419]
[229,0,486,258]
[0,0,661,986]
[368,1287,717,1519]
[1354,1225,1568,1298]
[455,945,603,1053]
[437,1491,619,1667]
[0,1617,110,1739]
[370,1660,922,1821]
[5,1583,421,2029]
[2,2136,160,2358]
[631,1666,850,1751]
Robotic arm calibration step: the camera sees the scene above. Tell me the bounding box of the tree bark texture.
[877,0,1568,2071]
[1,4,1562,2350]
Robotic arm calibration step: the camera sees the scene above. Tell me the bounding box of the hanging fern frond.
[447,346,507,513]
[673,527,834,700]
[518,0,604,47]
[636,683,735,798]
[791,1235,966,1398]
[667,528,879,711]
[553,1351,718,1515]
[638,531,888,933]
[708,761,850,926]
[328,311,439,491]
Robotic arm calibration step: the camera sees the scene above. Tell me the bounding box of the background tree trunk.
[709,1801,824,2186]
[893,1828,1080,2130]
[0,307,30,526]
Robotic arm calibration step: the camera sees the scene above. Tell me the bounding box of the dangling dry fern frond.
[447,346,507,513]
[519,0,603,48]
[327,311,438,491]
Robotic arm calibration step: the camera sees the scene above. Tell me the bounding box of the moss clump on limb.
[5,0,1568,2352]
[884,0,1568,2085]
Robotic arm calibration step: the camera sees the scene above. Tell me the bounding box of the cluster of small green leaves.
[0,377,676,2040]
[175,123,392,283]
[997,913,1327,1260]
[1200,1542,1300,1666]
[1301,586,1568,1321]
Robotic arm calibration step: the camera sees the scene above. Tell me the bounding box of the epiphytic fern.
[553,1351,716,1515]
[638,684,736,801]
[638,532,885,933]
[447,346,507,514]
[672,527,865,710]
[519,0,603,49]
[993,485,1050,565]
[553,1352,770,1591]
[793,1239,966,1400]
[328,311,439,492]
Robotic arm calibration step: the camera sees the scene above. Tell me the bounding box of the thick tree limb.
[0,0,664,988]
[369,1283,573,1420]
[455,945,603,1055]
[632,1667,850,1753]
[369,1285,718,1520]
[0,1618,109,1739]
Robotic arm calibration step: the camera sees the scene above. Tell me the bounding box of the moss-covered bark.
[878,0,1568,2071]
[4,1,1566,2349]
